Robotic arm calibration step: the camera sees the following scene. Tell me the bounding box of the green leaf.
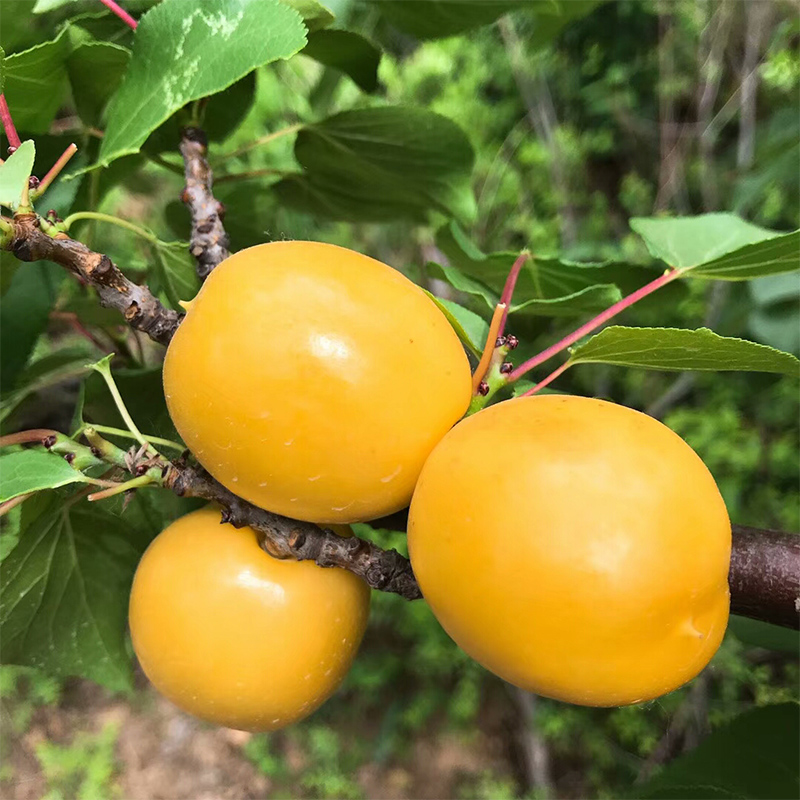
[98,0,307,167]
[143,71,257,154]
[0,450,90,502]
[1,345,95,426]
[426,259,623,317]
[0,261,64,390]
[276,106,476,223]
[424,293,488,358]
[727,616,800,655]
[435,222,671,316]
[1,0,37,54]
[66,40,130,126]
[32,0,73,11]
[569,326,800,376]
[0,492,152,690]
[630,214,800,279]
[303,29,380,92]
[0,139,35,209]
[0,503,21,562]
[2,28,69,133]
[635,703,799,799]
[152,241,200,309]
[0,45,5,93]
[370,0,526,38]
[279,0,334,30]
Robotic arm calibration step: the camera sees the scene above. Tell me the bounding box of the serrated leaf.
[279,0,335,30]
[635,703,799,800]
[424,293,488,357]
[2,28,69,133]
[0,450,90,502]
[303,29,380,92]
[152,240,200,309]
[66,40,130,126]
[98,0,307,167]
[569,326,800,376]
[0,139,35,209]
[0,492,152,690]
[276,106,476,223]
[0,45,5,93]
[631,214,800,279]
[144,71,257,155]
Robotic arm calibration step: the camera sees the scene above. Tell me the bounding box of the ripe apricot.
[408,395,731,706]
[163,241,471,524]
[129,507,370,731]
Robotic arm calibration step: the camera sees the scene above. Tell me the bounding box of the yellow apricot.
[163,241,471,523]
[408,395,731,706]
[129,507,370,731]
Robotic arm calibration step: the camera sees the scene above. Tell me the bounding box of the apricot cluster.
[130,241,731,731]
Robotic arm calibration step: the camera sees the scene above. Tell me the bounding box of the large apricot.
[163,241,471,524]
[129,508,370,731]
[408,395,731,706]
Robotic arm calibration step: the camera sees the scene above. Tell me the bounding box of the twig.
[179,127,230,280]
[4,215,181,346]
[729,524,800,629]
[165,464,421,599]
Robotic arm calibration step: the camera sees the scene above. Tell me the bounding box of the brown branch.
[5,215,181,346]
[729,525,800,629]
[179,127,230,280]
[167,463,421,600]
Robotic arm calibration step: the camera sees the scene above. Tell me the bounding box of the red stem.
[507,268,686,382]
[498,251,530,338]
[0,95,21,149]
[520,360,571,397]
[98,0,138,29]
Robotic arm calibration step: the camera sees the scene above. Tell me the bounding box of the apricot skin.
[163,241,472,524]
[129,508,370,731]
[408,395,731,707]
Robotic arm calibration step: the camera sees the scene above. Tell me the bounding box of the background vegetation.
[1,0,798,797]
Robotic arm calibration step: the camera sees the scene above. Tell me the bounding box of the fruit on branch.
[129,507,370,731]
[407,395,732,707]
[163,241,471,523]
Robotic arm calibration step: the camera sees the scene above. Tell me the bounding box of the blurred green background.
[1,0,798,798]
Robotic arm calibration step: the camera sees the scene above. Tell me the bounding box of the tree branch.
[729,525,800,629]
[166,464,421,599]
[179,127,230,280]
[4,215,181,346]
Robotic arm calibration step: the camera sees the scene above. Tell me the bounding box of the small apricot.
[163,241,471,523]
[408,395,731,706]
[129,508,370,730]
